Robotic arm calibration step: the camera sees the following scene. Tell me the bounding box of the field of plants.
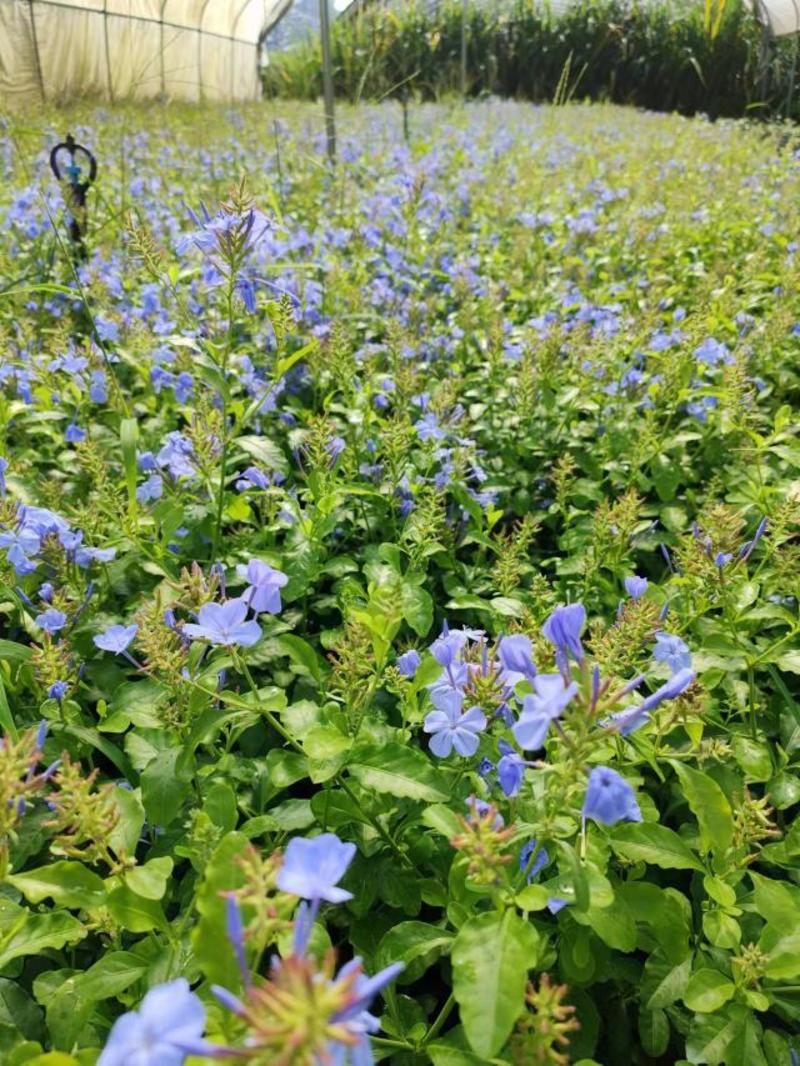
[265,0,798,121]
[0,99,799,1066]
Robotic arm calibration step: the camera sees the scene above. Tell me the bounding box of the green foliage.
[266,0,800,120]
[0,97,799,1064]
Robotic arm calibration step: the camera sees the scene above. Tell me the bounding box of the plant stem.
[422,992,456,1046]
[211,283,235,563]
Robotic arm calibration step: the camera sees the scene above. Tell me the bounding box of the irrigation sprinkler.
[50,133,97,260]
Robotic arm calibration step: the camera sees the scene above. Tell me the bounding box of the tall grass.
[264,0,800,120]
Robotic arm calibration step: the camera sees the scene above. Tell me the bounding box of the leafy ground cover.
[0,100,799,1065]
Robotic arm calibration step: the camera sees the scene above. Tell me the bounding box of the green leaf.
[703,910,741,950]
[776,651,800,674]
[683,969,735,1012]
[639,1008,670,1058]
[611,823,705,872]
[0,912,85,970]
[120,418,139,517]
[428,1042,491,1066]
[0,639,33,665]
[761,929,800,979]
[267,798,315,830]
[275,338,318,380]
[731,736,773,782]
[750,872,800,927]
[686,1006,761,1066]
[620,882,692,962]
[193,832,249,988]
[427,1027,494,1066]
[140,748,193,827]
[490,596,526,618]
[123,857,174,901]
[452,910,540,1058]
[276,635,327,684]
[61,725,138,784]
[73,951,147,1002]
[0,978,43,1040]
[204,780,239,832]
[348,743,449,802]
[515,884,551,911]
[375,922,453,983]
[421,804,463,839]
[670,762,733,856]
[0,672,18,740]
[8,863,105,911]
[237,434,287,475]
[109,785,146,858]
[644,954,693,1010]
[578,892,637,951]
[303,725,351,762]
[105,885,167,933]
[726,1011,767,1066]
[401,583,434,637]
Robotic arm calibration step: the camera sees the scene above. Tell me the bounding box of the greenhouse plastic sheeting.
[754,0,800,36]
[0,0,289,104]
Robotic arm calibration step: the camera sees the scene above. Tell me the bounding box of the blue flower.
[497,634,537,684]
[397,649,421,677]
[414,412,445,441]
[0,527,40,575]
[327,437,346,465]
[653,631,691,673]
[136,474,163,504]
[174,372,193,403]
[157,432,196,480]
[519,839,549,883]
[236,465,272,492]
[89,370,108,404]
[740,516,767,560]
[513,674,578,751]
[542,603,585,662]
[236,559,288,614]
[497,740,526,797]
[430,629,468,668]
[183,598,261,647]
[76,545,116,568]
[583,767,642,826]
[65,422,87,444]
[607,667,695,735]
[624,575,648,599]
[276,832,356,903]
[94,624,139,654]
[424,702,486,758]
[327,957,405,1060]
[35,609,67,634]
[48,681,69,701]
[98,978,206,1066]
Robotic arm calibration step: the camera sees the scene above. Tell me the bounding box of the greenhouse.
[0,1,799,1064]
[0,0,290,102]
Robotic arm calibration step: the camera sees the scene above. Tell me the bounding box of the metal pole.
[460,0,467,99]
[103,0,115,102]
[319,0,336,164]
[787,0,800,118]
[27,0,46,103]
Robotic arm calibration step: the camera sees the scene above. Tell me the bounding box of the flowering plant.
[0,99,797,1066]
